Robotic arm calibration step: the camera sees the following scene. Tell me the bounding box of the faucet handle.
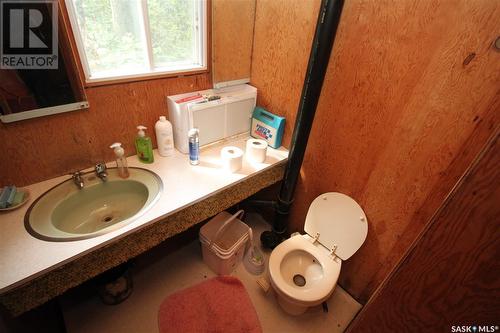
[95,163,108,182]
[70,171,85,189]
[95,162,107,174]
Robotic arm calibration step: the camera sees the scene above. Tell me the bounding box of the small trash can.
[199,210,249,275]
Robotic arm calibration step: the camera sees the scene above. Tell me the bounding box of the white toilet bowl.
[269,234,341,315]
[268,192,368,315]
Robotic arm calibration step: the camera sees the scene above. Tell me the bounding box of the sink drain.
[102,216,113,223]
[293,274,306,287]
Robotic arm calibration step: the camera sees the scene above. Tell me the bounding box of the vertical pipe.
[262,0,345,247]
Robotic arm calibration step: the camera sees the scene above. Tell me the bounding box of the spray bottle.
[188,128,199,165]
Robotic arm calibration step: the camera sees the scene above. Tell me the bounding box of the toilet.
[268,192,368,315]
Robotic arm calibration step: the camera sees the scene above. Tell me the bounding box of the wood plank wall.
[250,0,500,302]
[212,0,255,84]
[347,129,500,332]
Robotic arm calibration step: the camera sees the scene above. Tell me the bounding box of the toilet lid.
[304,192,368,260]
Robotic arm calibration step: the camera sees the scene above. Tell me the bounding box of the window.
[65,0,207,83]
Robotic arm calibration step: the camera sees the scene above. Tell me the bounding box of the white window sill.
[84,65,208,87]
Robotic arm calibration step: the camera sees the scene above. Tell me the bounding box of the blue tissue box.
[250,107,285,149]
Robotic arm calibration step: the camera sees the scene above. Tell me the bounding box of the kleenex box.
[250,107,285,148]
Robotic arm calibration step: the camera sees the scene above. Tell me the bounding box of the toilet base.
[271,284,336,316]
[275,293,308,315]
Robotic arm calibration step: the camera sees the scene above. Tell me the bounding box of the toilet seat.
[268,235,340,304]
[305,192,368,260]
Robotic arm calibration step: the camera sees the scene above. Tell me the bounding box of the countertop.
[0,135,288,296]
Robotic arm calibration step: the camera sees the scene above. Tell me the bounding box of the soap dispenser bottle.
[135,126,154,163]
[110,142,130,179]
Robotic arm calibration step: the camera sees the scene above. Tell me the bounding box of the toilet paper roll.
[220,146,244,173]
[245,139,268,163]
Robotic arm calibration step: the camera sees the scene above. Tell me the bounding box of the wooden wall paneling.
[250,0,500,302]
[212,0,256,85]
[250,0,320,147]
[347,129,500,332]
[351,91,500,302]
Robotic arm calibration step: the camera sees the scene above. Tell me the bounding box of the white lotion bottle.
[155,116,175,157]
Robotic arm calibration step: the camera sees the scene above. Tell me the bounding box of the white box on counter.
[167,84,257,154]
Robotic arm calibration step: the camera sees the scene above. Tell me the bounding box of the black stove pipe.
[261,0,345,248]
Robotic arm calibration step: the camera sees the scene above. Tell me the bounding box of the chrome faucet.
[95,163,108,182]
[72,171,84,189]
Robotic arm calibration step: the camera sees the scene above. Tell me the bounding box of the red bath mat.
[158,276,262,333]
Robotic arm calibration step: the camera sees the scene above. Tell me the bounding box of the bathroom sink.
[25,168,162,241]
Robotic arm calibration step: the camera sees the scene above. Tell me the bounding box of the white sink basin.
[25,168,162,241]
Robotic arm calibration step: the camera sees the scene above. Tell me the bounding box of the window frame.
[64,0,208,86]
